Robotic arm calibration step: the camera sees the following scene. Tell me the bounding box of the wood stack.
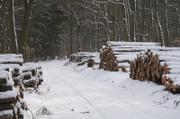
[129,49,180,94]
[129,50,165,83]
[22,64,43,88]
[157,49,180,94]
[99,42,161,72]
[161,67,180,94]
[37,66,43,85]
[0,54,44,119]
[100,41,180,94]
[99,45,119,71]
[0,71,24,119]
[69,52,95,63]
[163,76,180,94]
[0,54,23,66]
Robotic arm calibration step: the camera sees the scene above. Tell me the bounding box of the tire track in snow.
[69,65,162,118]
[46,68,106,119]
[45,62,159,119]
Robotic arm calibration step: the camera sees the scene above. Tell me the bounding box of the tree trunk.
[9,0,18,53]
[155,0,164,46]
[20,0,34,53]
[140,0,146,41]
[70,13,73,55]
[123,0,131,42]
[113,4,117,41]
[164,0,170,46]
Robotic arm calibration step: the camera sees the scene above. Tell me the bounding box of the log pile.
[99,45,119,71]
[129,50,167,83]
[22,64,43,88]
[129,50,180,94]
[69,52,95,63]
[99,41,180,94]
[162,73,180,94]
[0,54,44,119]
[98,41,160,72]
[0,54,23,66]
[0,71,24,119]
[22,72,38,88]
[37,66,43,85]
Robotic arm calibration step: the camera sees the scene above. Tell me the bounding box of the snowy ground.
[24,59,180,119]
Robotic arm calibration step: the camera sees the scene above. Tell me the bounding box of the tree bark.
[164,0,170,46]
[20,0,34,53]
[155,0,164,46]
[9,0,18,53]
[113,4,117,41]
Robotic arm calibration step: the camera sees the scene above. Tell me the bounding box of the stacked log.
[22,72,37,88]
[129,50,180,94]
[162,75,180,94]
[0,71,24,119]
[170,83,180,94]
[0,54,23,66]
[129,50,168,84]
[99,45,119,71]
[37,66,43,85]
[100,41,180,94]
[22,64,43,88]
[0,54,44,118]
[69,52,95,63]
[69,54,82,62]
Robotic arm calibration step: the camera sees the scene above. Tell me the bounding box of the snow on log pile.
[0,71,24,119]
[69,52,98,67]
[69,52,95,62]
[0,54,44,119]
[0,54,23,66]
[157,49,180,93]
[100,41,161,72]
[100,41,180,94]
[21,63,43,88]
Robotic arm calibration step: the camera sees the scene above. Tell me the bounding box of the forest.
[0,0,180,61]
[1,1,180,119]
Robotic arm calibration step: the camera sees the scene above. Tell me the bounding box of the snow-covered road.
[24,60,180,119]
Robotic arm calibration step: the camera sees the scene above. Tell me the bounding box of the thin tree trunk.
[104,4,110,41]
[155,0,164,46]
[70,13,73,55]
[20,0,34,53]
[133,0,137,42]
[164,0,170,46]
[123,0,131,42]
[149,0,152,42]
[10,0,18,53]
[141,0,146,41]
[113,4,116,41]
